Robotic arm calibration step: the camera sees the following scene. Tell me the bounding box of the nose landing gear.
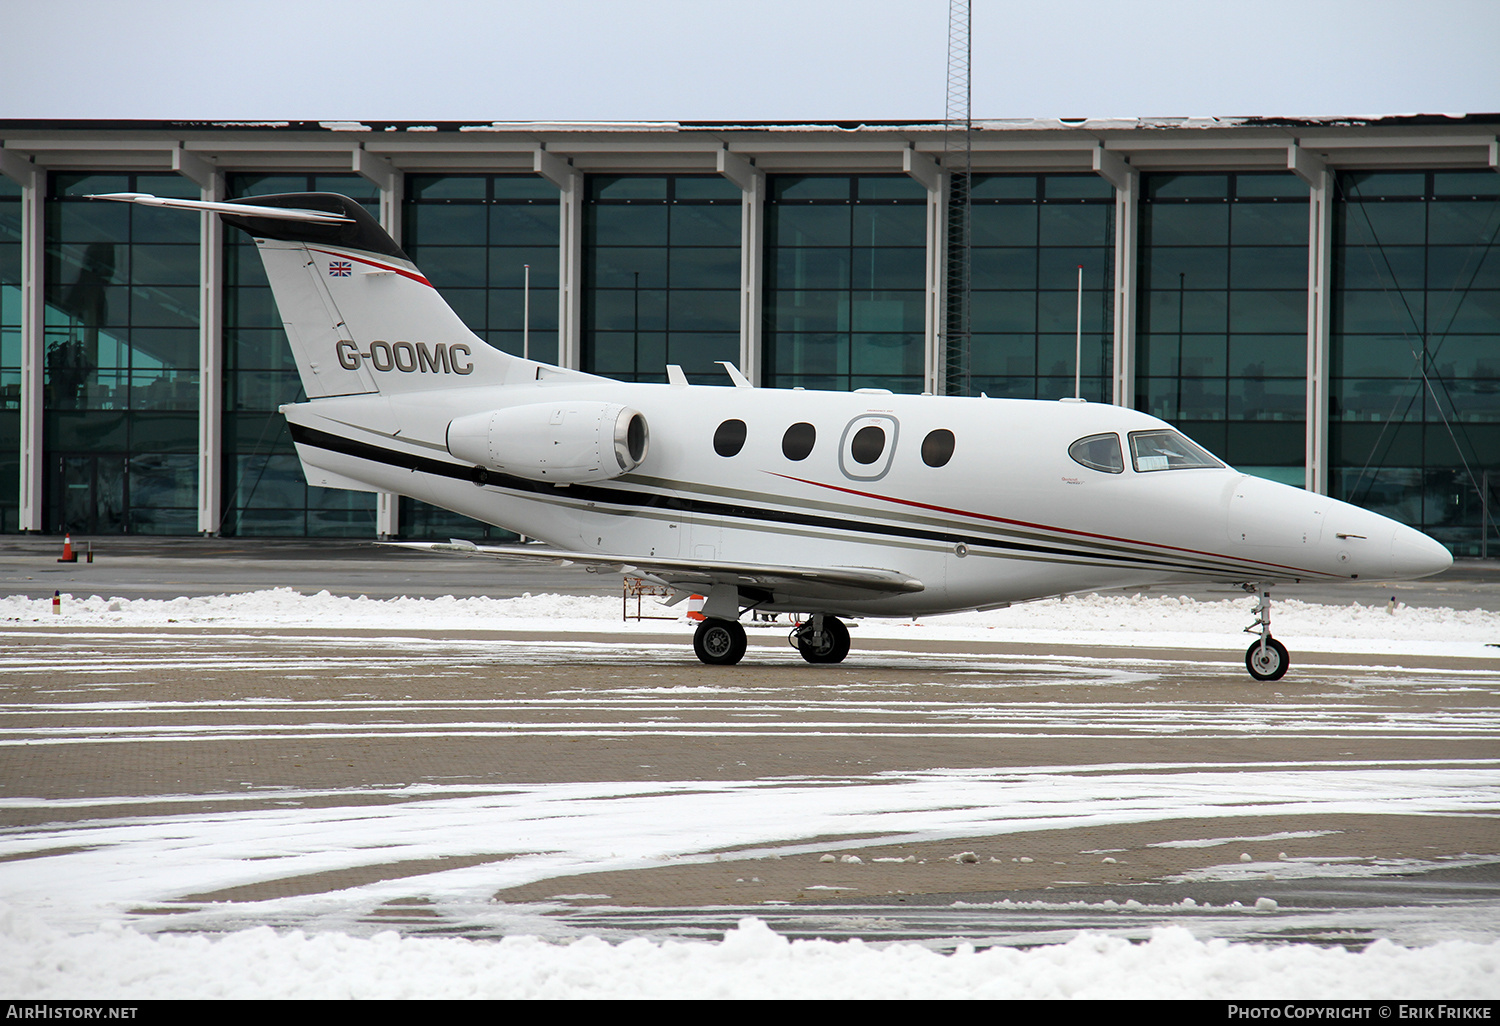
[1243,586,1290,681]
[693,618,747,666]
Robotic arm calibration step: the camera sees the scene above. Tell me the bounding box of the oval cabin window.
[713,419,747,457]
[921,429,955,468]
[782,422,816,461]
[850,425,886,465]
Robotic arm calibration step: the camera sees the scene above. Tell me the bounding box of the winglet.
[717,361,753,388]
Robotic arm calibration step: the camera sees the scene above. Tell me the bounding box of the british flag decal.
[328,260,352,277]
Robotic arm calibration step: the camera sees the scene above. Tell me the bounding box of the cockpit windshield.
[1127,429,1223,472]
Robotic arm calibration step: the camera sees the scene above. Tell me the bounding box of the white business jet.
[92,192,1453,679]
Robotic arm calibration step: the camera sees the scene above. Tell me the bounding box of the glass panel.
[772,206,851,247]
[1044,176,1112,199]
[673,176,741,200]
[1038,204,1110,246]
[588,206,668,247]
[669,204,739,247]
[857,176,925,200]
[489,205,559,246]
[971,205,1037,247]
[1231,203,1307,245]
[591,177,667,201]
[852,205,925,246]
[1148,175,1228,199]
[971,176,1037,200]
[1145,205,1229,246]
[1234,175,1309,199]
[409,175,487,200]
[490,177,558,201]
[1342,202,1426,247]
[773,177,851,201]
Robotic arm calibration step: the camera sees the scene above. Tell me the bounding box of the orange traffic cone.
[686,595,706,621]
[57,534,77,563]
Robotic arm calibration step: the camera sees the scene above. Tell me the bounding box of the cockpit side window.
[1068,433,1123,474]
[1127,429,1223,472]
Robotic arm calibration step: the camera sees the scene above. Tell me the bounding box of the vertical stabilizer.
[222,194,519,396]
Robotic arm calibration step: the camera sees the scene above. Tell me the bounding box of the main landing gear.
[689,614,853,667]
[791,615,850,664]
[1243,586,1290,681]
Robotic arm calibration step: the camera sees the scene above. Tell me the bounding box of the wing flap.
[386,541,924,598]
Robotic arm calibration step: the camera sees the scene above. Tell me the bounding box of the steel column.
[1291,144,1333,495]
[1093,146,1137,408]
[904,146,947,395]
[173,147,226,536]
[356,145,404,537]
[1,149,43,531]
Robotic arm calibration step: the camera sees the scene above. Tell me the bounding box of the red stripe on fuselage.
[309,248,431,287]
[768,472,1336,580]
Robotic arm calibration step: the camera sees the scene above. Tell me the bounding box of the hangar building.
[1,116,1496,553]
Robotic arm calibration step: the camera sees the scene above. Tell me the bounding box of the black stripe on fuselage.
[288,423,1304,580]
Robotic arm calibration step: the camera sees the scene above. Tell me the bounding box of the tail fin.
[222,193,525,397]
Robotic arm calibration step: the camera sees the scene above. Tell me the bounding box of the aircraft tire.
[1245,637,1289,681]
[796,616,850,664]
[694,618,747,666]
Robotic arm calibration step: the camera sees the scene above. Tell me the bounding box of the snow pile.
[2,911,1495,1000]
[6,588,1497,658]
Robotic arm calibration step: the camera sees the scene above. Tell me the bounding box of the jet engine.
[446,401,649,484]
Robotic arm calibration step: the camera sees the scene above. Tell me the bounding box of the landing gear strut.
[1243,587,1289,681]
[792,615,850,664]
[693,618,746,666]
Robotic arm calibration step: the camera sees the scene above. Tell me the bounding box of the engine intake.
[446,401,649,484]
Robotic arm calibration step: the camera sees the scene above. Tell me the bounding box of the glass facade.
[1137,172,1311,484]
[765,175,926,392]
[223,173,378,536]
[43,173,200,534]
[583,175,741,383]
[405,174,559,359]
[969,173,1115,401]
[0,132,1495,553]
[1331,170,1500,555]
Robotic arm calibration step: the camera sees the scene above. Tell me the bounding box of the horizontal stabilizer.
[87,193,354,224]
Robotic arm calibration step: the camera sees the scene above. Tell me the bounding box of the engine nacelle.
[446,401,649,484]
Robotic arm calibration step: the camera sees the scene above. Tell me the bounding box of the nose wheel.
[1242,587,1290,681]
[693,618,747,666]
[1245,636,1289,681]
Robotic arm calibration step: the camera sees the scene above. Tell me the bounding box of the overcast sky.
[3,0,1496,123]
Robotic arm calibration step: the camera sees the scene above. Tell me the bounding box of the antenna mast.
[943,0,973,397]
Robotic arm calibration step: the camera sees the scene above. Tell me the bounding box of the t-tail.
[89,191,589,396]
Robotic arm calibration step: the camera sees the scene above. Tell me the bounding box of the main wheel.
[693,618,747,666]
[795,616,850,664]
[1245,637,1289,681]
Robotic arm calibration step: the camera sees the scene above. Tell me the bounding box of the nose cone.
[1390,524,1453,579]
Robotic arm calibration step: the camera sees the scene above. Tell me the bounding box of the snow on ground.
[6,587,1500,659]
[3,908,1496,999]
[3,588,1498,998]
